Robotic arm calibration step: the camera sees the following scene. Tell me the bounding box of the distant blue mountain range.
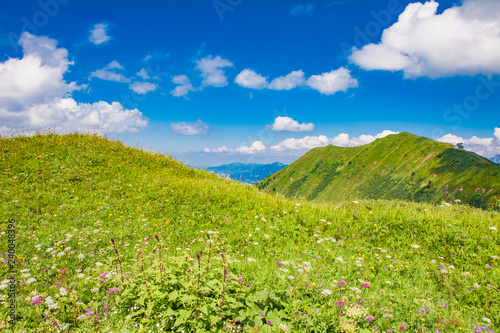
[202,162,288,184]
[490,154,500,164]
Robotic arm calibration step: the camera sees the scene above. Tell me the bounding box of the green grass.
[0,133,499,332]
[257,132,500,210]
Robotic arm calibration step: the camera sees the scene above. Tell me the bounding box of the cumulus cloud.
[170,75,196,98]
[0,32,147,134]
[235,69,269,89]
[268,70,306,90]
[171,119,209,135]
[437,128,500,157]
[129,82,158,95]
[89,23,110,45]
[266,116,314,132]
[205,131,398,156]
[306,68,358,95]
[206,141,267,154]
[350,0,500,78]
[290,3,315,16]
[91,61,130,83]
[195,55,234,87]
[270,130,398,153]
[271,135,330,151]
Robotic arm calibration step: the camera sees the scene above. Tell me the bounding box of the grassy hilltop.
[0,133,499,332]
[257,133,500,210]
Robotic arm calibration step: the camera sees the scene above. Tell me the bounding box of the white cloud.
[306,68,358,95]
[350,0,500,78]
[129,82,158,95]
[207,141,267,155]
[0,33,80,109]
[235,69,268,89]
[0,33,147,134]
[170,75,196,98]
[268,70,306,90]
[437,129,500,157]
[195,55,233,87]
[204,131,399,156]
[91,61,130,83]
[136,68,151,80]
[271,135,330,151]
[171,119,208,135]
[267,116,314,132]
[270,130,398,153]
[290,3,315,16]
[236,141,267,154]
[89,23,110,45]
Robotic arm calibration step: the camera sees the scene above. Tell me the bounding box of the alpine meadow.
[0,133,498,332]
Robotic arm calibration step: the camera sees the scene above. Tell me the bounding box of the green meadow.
[0,133,499,332]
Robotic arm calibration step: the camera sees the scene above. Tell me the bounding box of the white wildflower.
[57,252,65,257]
[77,254,85,260]
[483,317,491,323]
[26,278,36,284]
[489,226,497,231]
[46,248,54,252]
[247,258,256,262]
[321,289,332,296]
[95,262,103,266]
[411,244,420,249]
[60,287,68,296]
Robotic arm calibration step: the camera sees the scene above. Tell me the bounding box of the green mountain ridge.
[257,132,500,209]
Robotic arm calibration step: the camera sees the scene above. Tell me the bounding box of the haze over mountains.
[257,133,500,209]
[204,162,287,184]
[490,154,500,164]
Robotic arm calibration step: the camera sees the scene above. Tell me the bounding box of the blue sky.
[1,0,499,166]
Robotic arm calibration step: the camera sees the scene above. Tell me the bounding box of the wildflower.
[335,301,345,306]
[52,321,58,326]
[26,278,36,284]
[362,282,370,289]
[30,296,43,306]
[95,262,103,266]
[103,306,110,311]
[489,227,497,231]
[77,254,85,260]
[279,323,290,331]
[287,276,294,280]
[267,320,272,325]
[46,248,53,252]
[411,245,420,249]
[400,326,406,331]
[247,258,256,262]
[237,276,244,283]
[77,274,85,279]
[57,252,65,257]
[99,272,108,278]
[60,287,68,296]
[320,288,333,296]
[483,317,491,323]
[365,315,374,322]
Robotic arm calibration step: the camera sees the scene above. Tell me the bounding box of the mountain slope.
[257,132,500,209]
[205,162,287,184]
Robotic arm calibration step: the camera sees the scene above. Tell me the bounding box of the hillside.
[205,162,287,184]
[0,133,499,332]
[257,132,500,209]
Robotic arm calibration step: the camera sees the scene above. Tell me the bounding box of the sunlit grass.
[0,133,498,332]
